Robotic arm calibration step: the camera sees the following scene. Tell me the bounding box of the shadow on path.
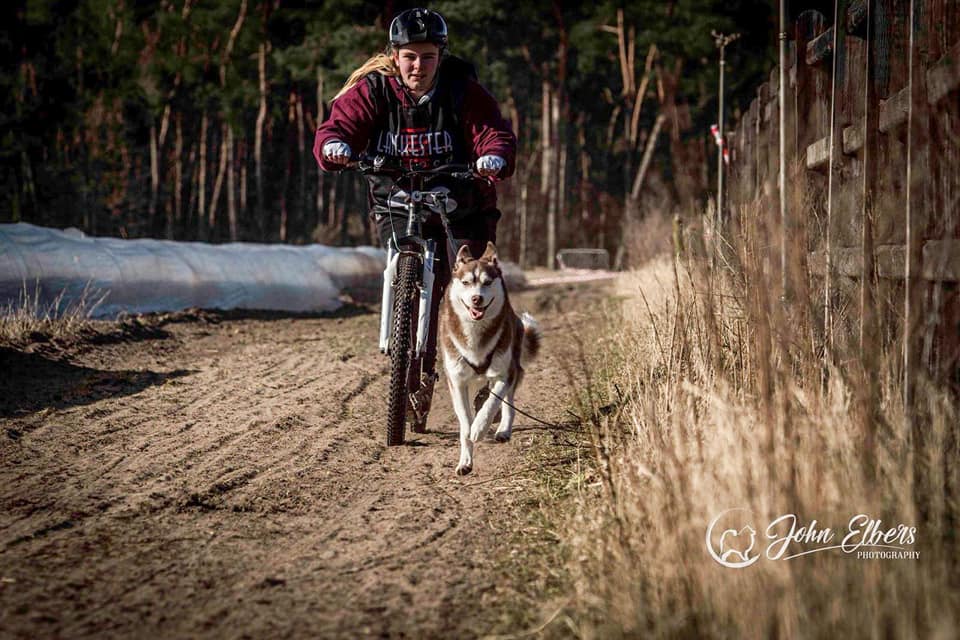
[0,347,192,419]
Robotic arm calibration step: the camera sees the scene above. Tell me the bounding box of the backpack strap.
[363,72,395,132]
[438,55,478,134]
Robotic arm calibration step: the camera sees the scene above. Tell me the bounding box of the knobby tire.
[386,254,419,446]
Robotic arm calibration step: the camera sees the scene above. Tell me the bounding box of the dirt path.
[1,281,607,639]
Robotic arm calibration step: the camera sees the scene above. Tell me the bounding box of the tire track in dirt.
[1,282,610,638]
[83,339,378,521]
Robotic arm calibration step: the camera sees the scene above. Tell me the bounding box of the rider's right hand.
[322,140,353,165]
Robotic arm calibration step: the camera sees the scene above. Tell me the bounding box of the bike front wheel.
[386,253,419,446]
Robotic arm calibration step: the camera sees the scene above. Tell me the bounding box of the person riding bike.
[313,7,517,427]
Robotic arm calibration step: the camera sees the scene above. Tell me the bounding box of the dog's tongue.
[469,306,485,320]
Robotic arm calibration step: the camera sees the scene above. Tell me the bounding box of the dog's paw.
[456,463,473,476]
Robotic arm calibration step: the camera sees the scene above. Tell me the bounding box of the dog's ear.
[480,241,498,268]
[455,244,474,267]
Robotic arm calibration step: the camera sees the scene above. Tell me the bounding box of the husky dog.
[438,242,541,475]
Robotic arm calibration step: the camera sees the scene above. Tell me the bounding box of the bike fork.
[378,245,398,353]
[378,241,435,357]
[415,240,436,357]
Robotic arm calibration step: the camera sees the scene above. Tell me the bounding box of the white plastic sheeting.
[0,223,385,318]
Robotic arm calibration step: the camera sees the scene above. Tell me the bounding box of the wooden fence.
[724,0,959,390]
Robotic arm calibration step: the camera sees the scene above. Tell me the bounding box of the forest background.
[1,0,778,268]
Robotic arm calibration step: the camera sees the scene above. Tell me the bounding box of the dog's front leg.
[493,380,517,443]
[470,379,508,442]
[449,378,476,475]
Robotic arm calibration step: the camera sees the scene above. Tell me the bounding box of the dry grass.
[560,208,960,639]
[0,281,107,345]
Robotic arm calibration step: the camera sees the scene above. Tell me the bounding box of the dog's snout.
[471,295,483,307]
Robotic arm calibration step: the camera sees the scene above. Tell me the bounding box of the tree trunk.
[328,166,339,228]
[296,91,306,236]
[149,122,159,230]
[187,141,199,238]
[284,90,296,241]
[219,0,247,88]
[198,112,208,239]
[539,79,552,197]
[227,126,237,241]
[540,79,554,268]
[340,176,355,246]
[173,111,183,239]
[547,90,560,269]
[615,113,666,269]
[558,138,567,236]
[256,41,267,231]
[518,148,540,268]
[518,152,529,269]
[316,67,326,227]
[628,44,659,159]
[212,0,247,242]
[576,115,593,248]
[209,122,228,240]
[239,137,247,223]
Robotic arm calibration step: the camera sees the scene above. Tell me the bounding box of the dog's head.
[449,242,504,322]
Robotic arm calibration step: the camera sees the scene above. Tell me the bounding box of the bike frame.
[378,187,445,359]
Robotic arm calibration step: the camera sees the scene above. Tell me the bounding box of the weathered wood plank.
[878,85,909,132]
[847,0,868,37]
[928,0,960,61]
[795,10,830,155]
[806,26,835,66]
[922,240,960,281]
[839,55,957,153]
[806,136,831,170]
[842,123,864,155]
[927,39,960,105]
[873,0,910,245]
[875,244,905,279]
[764,97,778,123]
[805,244,957,281]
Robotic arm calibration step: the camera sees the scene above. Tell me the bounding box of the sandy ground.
[0,280,610,639]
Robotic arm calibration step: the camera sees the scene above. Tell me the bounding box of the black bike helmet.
[389,8,448,49]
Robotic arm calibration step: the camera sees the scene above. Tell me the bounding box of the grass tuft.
[0,281,108,346]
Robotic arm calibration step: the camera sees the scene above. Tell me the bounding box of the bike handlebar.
[347,154,479,182]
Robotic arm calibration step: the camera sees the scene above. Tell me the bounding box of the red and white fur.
[438,242,541,475]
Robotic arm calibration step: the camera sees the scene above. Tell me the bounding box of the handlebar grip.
[346,156,480,180]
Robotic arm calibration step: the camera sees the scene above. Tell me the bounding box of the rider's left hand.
[476,155,506,177]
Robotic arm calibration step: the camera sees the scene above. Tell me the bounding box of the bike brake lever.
[346,153,389,172]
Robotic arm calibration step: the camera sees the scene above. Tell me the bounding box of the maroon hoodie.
[313,57,516,218]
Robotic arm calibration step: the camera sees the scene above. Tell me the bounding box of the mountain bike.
[351,155,480,446]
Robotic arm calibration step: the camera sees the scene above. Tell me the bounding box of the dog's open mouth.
[462,299,492,320]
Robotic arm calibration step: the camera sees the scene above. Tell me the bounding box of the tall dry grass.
[0,281,107,345]
[564,206,959,639]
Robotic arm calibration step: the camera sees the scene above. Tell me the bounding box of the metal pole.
[779,0,788,299]
[718,44,725,229]
[825,0,840,363]
[712,31,740,266]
